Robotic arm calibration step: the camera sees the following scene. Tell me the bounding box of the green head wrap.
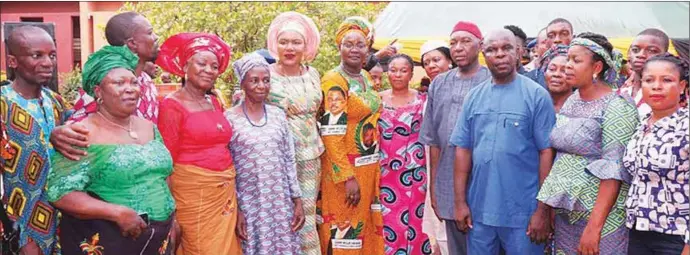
[81,45,139,96]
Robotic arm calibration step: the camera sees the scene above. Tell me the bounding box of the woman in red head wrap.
[155,32,242,255]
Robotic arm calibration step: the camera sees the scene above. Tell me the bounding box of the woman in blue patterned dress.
[622,53,689,255]
[536,32,639,255]
[225,52,305,255]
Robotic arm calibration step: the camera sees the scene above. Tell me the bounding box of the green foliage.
[59,67,82,104]
[121,2,386,96]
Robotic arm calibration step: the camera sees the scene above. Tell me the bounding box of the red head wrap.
[156,32,232,77]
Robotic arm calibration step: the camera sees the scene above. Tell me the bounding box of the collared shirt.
[623,107,689,237]
[418,66,491,220]
[450,74,555,228]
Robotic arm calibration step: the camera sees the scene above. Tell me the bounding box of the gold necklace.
[97,111,138,140]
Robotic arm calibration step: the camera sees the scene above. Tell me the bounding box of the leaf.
[121,2,388,103]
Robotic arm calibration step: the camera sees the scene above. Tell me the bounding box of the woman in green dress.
[46,45,176,255]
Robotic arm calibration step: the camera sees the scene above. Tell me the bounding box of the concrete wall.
[0,1,124,75]
[0,2,80,73]
[79,2,124,66]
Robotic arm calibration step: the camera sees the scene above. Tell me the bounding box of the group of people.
[0,9,687,255]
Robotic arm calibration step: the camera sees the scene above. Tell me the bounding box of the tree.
[121,2,387,96]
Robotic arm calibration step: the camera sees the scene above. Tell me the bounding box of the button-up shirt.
[419,66,491,220]
[450,74,555,227]
[623,107,689,238]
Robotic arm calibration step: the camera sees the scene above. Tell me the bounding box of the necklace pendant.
[129,130,139,140]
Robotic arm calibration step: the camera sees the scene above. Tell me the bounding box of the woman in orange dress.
[156,33,241,255]
[316,16,384,255]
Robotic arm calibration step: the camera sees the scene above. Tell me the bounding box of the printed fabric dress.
[537,91,639,255]
[1,85,67,255]
[226,104,303,255]
[266,66,325,255]
[46,128,176,255]
[378,92,431,255]
[316,67,384,255]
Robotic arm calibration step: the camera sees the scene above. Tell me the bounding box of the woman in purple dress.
[225,52,305,255]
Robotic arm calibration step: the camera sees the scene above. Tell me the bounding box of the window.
[20,17,43,22]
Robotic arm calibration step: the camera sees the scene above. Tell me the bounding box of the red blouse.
[158,95,233,171]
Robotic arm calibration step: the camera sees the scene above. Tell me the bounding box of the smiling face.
[387,57,413,90]
[94,67,140,116]
[277,30,306,67]
[185,51,220,91]
[327,89,346,115]
[545,56,571,94]
[339,31,368,69]
[449,31,480,68]
[641,60,686,112]
[628,35,666,73]
[422,49,452,80]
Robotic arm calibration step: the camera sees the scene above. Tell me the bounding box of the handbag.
[0,199,20,255]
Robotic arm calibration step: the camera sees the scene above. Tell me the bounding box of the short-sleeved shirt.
[450,74,555,228]
[418,67,491,220]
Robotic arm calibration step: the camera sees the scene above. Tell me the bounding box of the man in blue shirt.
[450,29,556,254]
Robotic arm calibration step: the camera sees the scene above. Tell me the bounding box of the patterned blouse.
[266,66,325,161]
[623,107,689,239]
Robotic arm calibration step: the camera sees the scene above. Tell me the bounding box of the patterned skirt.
[554,212,628,255]
[297,158,322,255]
[58,212,173,255]
[380,166,431,255]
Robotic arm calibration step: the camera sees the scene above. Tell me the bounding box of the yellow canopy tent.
[372,2,688,64]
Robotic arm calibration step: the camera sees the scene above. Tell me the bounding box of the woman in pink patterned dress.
[378,54,431,255]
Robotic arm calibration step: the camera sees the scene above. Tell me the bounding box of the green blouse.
[47,128,175,221]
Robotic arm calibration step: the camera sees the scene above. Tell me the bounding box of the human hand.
[526,206,552,244]
[375,45,397,59]
[236,211,248,241]
[50,123,89,160]
[577,224,601,255]
[345,177,361,208]
[113,206,147,239]
[454,202,472,233]
[291,198,305,232]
